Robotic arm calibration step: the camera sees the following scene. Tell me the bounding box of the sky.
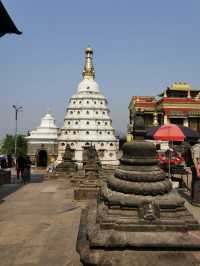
[1,0,200,139]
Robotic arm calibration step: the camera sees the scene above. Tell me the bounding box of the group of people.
[0,154,14,169]
[172,140,200,207]
[16,155,31,184]
[156,139,200,207]
[0,154,31,184]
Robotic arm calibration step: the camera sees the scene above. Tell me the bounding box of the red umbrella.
[153,124,184,141]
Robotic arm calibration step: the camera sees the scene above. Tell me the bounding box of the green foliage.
[0,134,15,155]
[0,134,27,156]
[16,135,27,156]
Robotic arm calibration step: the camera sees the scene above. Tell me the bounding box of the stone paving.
[0,172,200,266]
[0,174,84,266]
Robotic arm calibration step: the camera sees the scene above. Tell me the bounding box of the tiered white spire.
[57,47,119,167]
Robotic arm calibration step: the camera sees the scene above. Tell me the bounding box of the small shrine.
[54,144,77,177]
[83,144,101,178]
[56,144,77,172]
[74,144,102,200]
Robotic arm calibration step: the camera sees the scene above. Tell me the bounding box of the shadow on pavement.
[0,173,44,202]
[178,188,191,203]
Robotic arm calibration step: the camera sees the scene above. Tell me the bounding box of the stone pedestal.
[0,169,11,184]
[53,144,77,178]
[76,141,200,266]
[74,145,101,200]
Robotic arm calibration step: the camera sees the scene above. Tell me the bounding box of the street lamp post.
[12,105,23,159]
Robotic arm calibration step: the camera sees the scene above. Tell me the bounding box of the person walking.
[23,156,31,183]
[16,155,25,181]
[7,154,13,168]
[191,139,200,207]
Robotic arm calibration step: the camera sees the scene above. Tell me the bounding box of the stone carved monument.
[83,145,101,178]
[74,145,102,200]
[76,115,200,265]
[54,144,77,176]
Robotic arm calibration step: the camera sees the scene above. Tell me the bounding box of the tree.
[16,135,27,156]
[0,134,27,156]
[0,134,15,155]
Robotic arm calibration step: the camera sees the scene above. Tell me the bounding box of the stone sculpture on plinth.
[83,145,101,178]
[53,144,77,178]
[74,144,102,200]
[76,114,200,266]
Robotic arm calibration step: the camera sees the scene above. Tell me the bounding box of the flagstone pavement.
[0,174,84,266]
[0,173,200,266]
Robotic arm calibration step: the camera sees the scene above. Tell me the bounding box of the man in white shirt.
[191,139,200,207]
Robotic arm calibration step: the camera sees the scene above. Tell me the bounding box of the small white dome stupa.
[27,111,58,141]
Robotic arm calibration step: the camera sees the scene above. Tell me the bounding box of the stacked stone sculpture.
[54,144,77,177]
[76,141,200,266]
[74,145,102,200]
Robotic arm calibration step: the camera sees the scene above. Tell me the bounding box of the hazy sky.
[1,0,200,139]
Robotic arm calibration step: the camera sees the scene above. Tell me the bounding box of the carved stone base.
[74,180,101,200]
[46,170,76,179]
[77,205,200,266]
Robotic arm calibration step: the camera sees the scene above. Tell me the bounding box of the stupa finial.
[47,107,51,114]
[82,46,95,79]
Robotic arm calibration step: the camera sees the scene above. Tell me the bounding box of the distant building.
[57,47,119,168]
[128,82,200,133]
[26,112,58,167]
[26,48,119,168]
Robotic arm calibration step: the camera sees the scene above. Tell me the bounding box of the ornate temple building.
[26,112,59,167]
[129,82,200,132]
[57,47,119,168]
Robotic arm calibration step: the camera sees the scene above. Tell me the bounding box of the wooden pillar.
[183,118,189,127]
[164,114,168,125]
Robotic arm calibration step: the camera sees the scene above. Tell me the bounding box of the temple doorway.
[37,150,48,167]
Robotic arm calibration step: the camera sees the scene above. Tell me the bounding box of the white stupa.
[27,112,58,141]
[57,47,119,167]
[27,112,59,166]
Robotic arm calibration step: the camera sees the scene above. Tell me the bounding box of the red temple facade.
[128,83,200,132]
